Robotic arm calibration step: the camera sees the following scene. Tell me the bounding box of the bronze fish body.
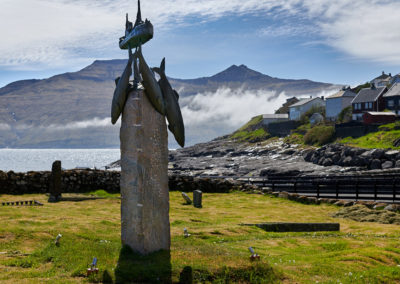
[137,46,166,115]
[111,51,133,124]
[153,58,185,147]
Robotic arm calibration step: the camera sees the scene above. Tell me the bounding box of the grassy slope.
[339,122,400,149]
[230,115,270,142]
[1,192,400,283]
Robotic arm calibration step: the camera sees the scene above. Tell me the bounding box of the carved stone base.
[120,88,170,254]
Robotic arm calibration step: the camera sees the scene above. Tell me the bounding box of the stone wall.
[0,170,257,195]
[267,120,301,137]
[0,170,120,195]
[335,124,379,138]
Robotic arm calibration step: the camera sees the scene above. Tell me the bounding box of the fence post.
[355,177,359,201]
[393,178,396,203]
[294,180,297,194]
[316,182,320,199]
[335,180,339,199]
[374,179,377,201]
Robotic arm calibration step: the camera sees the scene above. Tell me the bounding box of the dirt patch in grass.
[332,205,400,225]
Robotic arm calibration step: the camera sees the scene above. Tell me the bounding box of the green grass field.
[1,192,400,283]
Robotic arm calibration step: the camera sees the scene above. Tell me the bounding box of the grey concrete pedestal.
[120,88,170,255]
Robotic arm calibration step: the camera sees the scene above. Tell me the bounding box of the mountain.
[169,64,337,97]
[0,60,339,148]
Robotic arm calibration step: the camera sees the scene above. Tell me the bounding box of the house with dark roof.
[325,86,357,121]
[370,71,392,87]
[383,83,400,115]
[288,97,325,121]
[351,84,387,120]
[390,74,400,85]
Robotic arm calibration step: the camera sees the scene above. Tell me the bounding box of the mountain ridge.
[0,60,339,148]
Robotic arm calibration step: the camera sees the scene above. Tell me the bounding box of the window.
[388,100,394,107]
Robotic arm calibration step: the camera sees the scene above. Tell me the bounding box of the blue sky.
[1,0,400,88]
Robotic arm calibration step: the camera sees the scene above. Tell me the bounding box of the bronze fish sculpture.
[111,49,133,124]
[137,46,166,115]
[153,58,185,147]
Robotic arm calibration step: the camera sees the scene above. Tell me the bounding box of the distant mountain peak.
[211,64,268,82]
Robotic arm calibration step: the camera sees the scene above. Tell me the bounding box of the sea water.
[0,149,120,172]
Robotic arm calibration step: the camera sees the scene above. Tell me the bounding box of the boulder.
[373,203,387,210]
[381,160,394,169]
[352,156,368,167]
[369,159,382,170]
[334,200,347,206]
[395,160,400,168]
[332,154,341,164]
[384,204,400,212]
[371,149,385,159]
[306,197,319,204]
[322,158,333,167]
[278,191,290,199]
[385,150,399,160]
[302,150,314,162]
[343,156,353,166]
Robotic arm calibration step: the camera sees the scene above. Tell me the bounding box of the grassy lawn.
[1,192,400,283]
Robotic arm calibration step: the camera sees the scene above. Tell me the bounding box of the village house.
[390,74,400,85]
[289,97,325,121]
[262,114,289,126]
[370,71,392,87]
[351,84,387,121]
[362,112,396,125]
[383,83,400,115]
[325,86,357,121]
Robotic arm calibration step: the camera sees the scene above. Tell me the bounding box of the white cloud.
[12,117,116,131]
[0,123,11,131]
[1,0,400,69]
[46,117,116,130]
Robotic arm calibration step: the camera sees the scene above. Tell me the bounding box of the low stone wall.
[267,120,301,137]
[0,170,259,195]
[303,144,400,170]
[335,124,379,138]
[0,170,120,195]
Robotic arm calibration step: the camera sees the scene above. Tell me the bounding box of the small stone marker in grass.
[193,190,202,208]
[48,160,62,203]
[181,192,192,204]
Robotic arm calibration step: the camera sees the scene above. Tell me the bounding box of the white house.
[289,97,326,121]
[262,114,289,126]
[325,87,357,121]
[370,71,392,87]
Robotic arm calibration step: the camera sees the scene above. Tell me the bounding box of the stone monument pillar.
[48,160,62,202]
[120,88,170,254]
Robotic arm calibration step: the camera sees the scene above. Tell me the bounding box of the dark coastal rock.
[369,159,382,170]
[381,161,394,169]
[322,158,333,167]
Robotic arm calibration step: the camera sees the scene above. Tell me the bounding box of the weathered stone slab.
[181,192,192,204]
[244,222,340,232]
[120,88,170,255]
[48,160,62,202]
[193,190,202,208]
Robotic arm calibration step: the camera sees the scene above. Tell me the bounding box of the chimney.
[310,95,312,98]
[321,96,324,100]
[382,71,385,75]
[389,73,392,77]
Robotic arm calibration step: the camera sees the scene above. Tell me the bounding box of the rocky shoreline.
[168,138,400,177]
[303,144,400,170]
